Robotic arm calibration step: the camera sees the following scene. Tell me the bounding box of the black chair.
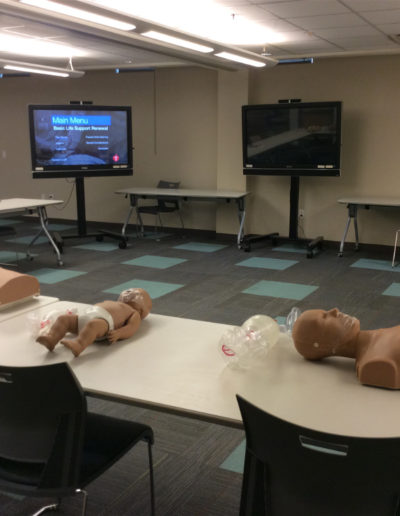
[0,363,155,515]
[136,180,184,234]
[237,395,400,516]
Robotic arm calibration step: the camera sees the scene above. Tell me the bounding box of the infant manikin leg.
[36,314,79,351]
[61,318,109,357]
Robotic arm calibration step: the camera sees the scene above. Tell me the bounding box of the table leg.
[236,197,246,248]
[338,204,358,257]
[27,206,63,266]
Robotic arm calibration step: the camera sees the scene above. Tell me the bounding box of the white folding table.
[2,300,400,438]
[0,198,64,265]
[115,187,249,248]
[337,196,400,257]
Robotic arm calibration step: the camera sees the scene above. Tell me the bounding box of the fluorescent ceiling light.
[80,0,285,45]
[4,64,69,76]
[0,34,87,58]
[215,52,266,68]
[0,60,85,78]
[142,31,213,53]
[20,0,136,31]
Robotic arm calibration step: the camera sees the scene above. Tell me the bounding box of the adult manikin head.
[292,308,360,360]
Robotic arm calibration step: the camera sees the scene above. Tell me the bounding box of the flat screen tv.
[242,101,341,176]
[28,104,133,178]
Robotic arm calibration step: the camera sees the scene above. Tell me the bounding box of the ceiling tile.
[290,13,367,30]
[341,0,400,11]
[259,0,350,18]
[328,34,399,49]
[312,25,382,39]
[377,23,400,35]
[361,9,400,24]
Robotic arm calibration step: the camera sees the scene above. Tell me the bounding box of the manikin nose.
[327,308,339,317]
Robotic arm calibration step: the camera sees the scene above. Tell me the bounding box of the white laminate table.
[115,187,249,248]
[0,295,58,322]
[2,300,400,438]
[0,198,64,266]
[337,196,400,256]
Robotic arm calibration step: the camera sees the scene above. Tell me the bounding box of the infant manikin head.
[118,288,152,319]
[292,308,360,359]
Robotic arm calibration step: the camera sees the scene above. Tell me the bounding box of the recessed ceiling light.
[215,52,266,68]
[142,31,213,53]
[19,0,136,31]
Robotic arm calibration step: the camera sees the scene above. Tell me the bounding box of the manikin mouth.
[338,312,356,330]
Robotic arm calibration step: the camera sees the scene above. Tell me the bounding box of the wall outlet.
[48,193,54,199]
[298,209,305,219]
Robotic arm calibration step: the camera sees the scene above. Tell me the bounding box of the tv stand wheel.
[307,250,314,259]
[57,260,64,267]
[118,240,127,249]
[338,252,343,257]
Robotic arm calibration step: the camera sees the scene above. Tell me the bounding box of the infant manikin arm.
[107,311,141,343]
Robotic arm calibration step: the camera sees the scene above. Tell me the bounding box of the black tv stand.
[56,178,128,250]
[241,176,323,258]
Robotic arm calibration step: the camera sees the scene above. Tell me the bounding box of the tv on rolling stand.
[241,101,342,257]
[28,104,134,248]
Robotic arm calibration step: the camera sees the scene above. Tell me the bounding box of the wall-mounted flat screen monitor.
[28,105,133,178]
[242,101,342,176]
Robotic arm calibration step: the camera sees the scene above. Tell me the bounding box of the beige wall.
[247,55,400,246]
[1,55,400,245]
[0,67,218,229]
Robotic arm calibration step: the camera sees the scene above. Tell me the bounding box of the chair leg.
[76,488,88,516]
[393,230,399,267]
[32,500,60,515]
[147,442,156,516]
[177,210,184,230]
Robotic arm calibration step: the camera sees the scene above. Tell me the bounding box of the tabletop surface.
[0,295,59,323]
[338,196,400,206]
[2,300,400,437]
[115,187,249,199]
[0,198,64,213]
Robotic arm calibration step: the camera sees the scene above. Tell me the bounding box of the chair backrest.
[237,395,400,516]
[0,362,86,495]
[157,180,180,210]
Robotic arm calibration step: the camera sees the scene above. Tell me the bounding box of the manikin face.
[292,308,360,359]
[118,288,152,319]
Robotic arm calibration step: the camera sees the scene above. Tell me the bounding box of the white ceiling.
[0,0,400,75]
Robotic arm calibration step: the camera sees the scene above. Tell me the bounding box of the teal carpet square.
[6,235,48,245]
[122,255,187,269]
[237,256,298,270]
[351,258,398,272]
[104,279,184,299]
[29,268,86,284]
[173,242,226,253]
[382,283,400,297]
[275,316,287,325]
[0,218,22,226]
[220,440,245,474]
[272,243,308,254]
[0,251,37,262]
[73,242,119,251]
[34,223,75,231]
[243,280,318,300]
